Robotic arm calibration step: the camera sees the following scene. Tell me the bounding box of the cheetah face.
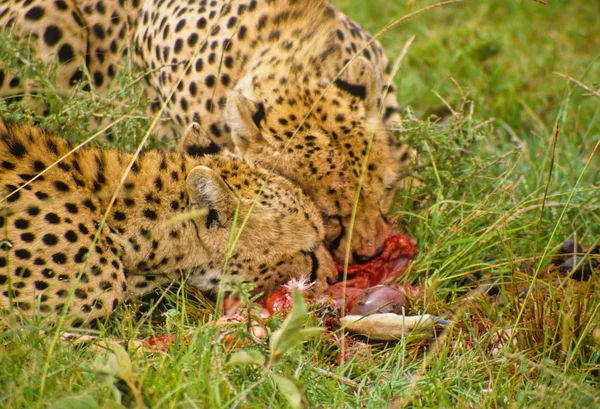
[226,58,400,264]
[185,156,337,293]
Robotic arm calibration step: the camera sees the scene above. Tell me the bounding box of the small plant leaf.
[272,374,302,409]
[91,342,135,382]
[294,327,326,341]
[48,394,100,409]
[227,350,266,367]
[269,289,325,360]
[90,342,147,409]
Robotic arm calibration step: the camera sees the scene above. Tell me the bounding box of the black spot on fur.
[100,281,112,290]
[15,249,32,260]
[333,78,366,100]
[74,288,88,299]
[252,102,266,129]
[384,106,399,120]
[205,75,215,87]
[26,206,40,216]
[210,123,221,138]
[32,160,46,172]
[24,6,44,20]
[143,209,157,220]
[5,185,20,203]
[45,213,61,224]
[35,191,49,200]
[186,141,221,157]
[14,219,30,229]
[20,233,35,242]
[92,24,105,39]
[54,180,70,192]
[42,234,59,246]
[34,281,49,290]
[174,38,183,54]
[41,268,55,278]
[74,247,89,263]
[82,199,97,212]
[205,208,219,229]
[1,161,15,170]
[65,203,78,214]
[52,253,68,264]
[64,230,78,242]
[57,44,75,63]
[55,0,68,10]
[154,177,163,190]
[44,25,62,46]
[15,267,31,278]
[8,140,27,158]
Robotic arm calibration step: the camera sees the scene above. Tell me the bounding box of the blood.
[326,233,417,302]
[265,233,418,315]
[144,334,187,351]
[142,234,418,348]
[264,287,292,315]
[336,233,417,284]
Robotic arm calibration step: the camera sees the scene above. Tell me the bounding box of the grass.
[1,0,600,407]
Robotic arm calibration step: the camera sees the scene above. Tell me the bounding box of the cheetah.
[0,0,408,264]
[0,120,336,327]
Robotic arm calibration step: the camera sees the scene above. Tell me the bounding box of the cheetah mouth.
[352,248,384,264]
[332,256,411,283]
[332,234,418,286]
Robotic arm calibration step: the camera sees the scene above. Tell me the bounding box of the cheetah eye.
[322,214,342,227]
[378,195,394,217]
[322,215,344,250]
[380,176,401,207]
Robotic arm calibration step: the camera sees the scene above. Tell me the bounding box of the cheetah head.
[226,57,400,264]
[185,154,337,293]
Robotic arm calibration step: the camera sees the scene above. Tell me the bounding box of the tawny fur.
[0,0,409,263]
[0,120,335,327]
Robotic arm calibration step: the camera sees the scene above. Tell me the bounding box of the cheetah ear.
[334,56,380,116]
[179,122,222,157]
[186,166,237,228]
[226,91,268,153]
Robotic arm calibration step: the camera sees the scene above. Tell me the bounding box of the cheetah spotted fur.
[0,120,336,327]
[0,0,410,264]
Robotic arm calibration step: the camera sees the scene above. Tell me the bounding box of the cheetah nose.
[353,253,373,264]
[327,276,338,285]
[353,246,384,264]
